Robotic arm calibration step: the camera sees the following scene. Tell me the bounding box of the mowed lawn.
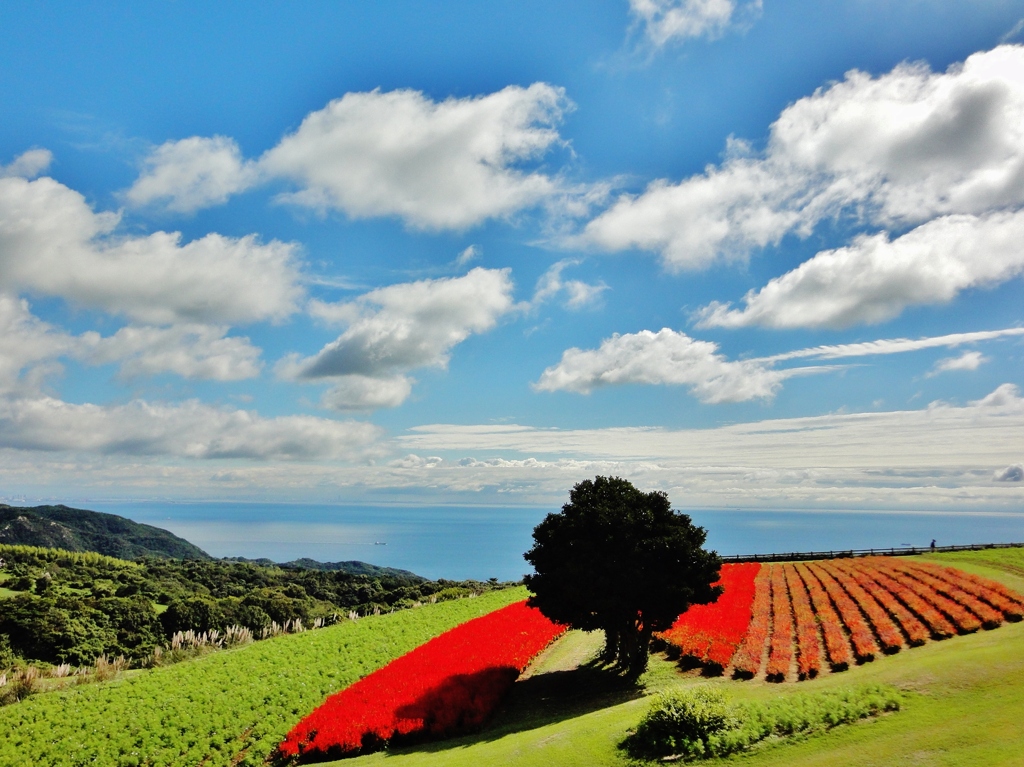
[339,548,1024,767]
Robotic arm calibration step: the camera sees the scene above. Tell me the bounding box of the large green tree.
[524,476,722,675]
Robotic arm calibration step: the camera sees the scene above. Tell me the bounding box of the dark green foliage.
[0,504,210,559]
[622,683,903,760]
[0,543,510,666]
[628,686,735,759]
[524,476,721,675]
[0,634,14,669]
[227,556,421,579]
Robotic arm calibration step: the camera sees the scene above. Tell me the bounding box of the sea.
[83,501,1024,582]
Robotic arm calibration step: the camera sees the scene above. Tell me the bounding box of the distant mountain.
[0,504,210,560]
[0,504,424,577]
[223,556,424,580]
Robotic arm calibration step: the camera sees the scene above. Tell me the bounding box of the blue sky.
[0,0,1022,517]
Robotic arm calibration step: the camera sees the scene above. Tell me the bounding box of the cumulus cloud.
[0,149,52,179]
[534,327,826,403]
[319,375,414,412]
[261,84,569,229]
[582,46,1024,272]
[530,259,608,310]
[79,324,263,381]
[0,295,263,390]
[0,175,303,324]
[536,326,1023,404]
[129,85,573,229]
[0,395,382,460]
[0,294,75,392]
[125,136,259,212]
[281,268,516,409]
[970,382,1023,408]
[697,211,1024,328]
[994,463,1023,481]
[928,350,987,377]
[630,0,762,46]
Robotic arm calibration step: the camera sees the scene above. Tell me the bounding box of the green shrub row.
[623,682,903,761]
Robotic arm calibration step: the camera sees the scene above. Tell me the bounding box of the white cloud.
[530,259,608,310]
[319,375,414,412]
[994,463,1023,481]
[386,383,1024,509]
[971,382,1023,408]
[928,350,987,376]
[125,136,258,213]
[0,149,52,179]
[0,296,263,392]
[125,85,602,228]
[0,395,382,460]
[697,211,1024,328]
[261,84,570,229]
[536,325,1023,404]
[0,294,75,393]
[281,268,516,409]
[0,175,303,324]
[455,245,480,266]
[756,327,1024,363]
[534,327,825,403]
[1,387,1020,509]
[629,0,762,46]
[80,324,263,381]
[582,46,1024,271]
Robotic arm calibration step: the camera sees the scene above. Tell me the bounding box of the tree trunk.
[627,623,654,677]
[601,627,619,663]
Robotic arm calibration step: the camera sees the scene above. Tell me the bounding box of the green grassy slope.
[0,587,528,767]
[338,548,1024,767]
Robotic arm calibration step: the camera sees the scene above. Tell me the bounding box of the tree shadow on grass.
[382,660,646,758]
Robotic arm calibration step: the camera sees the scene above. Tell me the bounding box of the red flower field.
[666,557,1024,683]
[279,600,565,761]
[658,562,760,670]
[279,555,1024,762]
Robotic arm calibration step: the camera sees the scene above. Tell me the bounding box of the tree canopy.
[524,476,722,675]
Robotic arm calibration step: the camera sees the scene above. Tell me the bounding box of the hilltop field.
[2,548,1023,766]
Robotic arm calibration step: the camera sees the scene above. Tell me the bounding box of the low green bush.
[623,682,902,761]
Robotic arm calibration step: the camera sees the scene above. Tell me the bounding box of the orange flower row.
[909,561,1024,621]
[807,563,879,662]
[784,563,821,680]
[827,560,906,652]
[872,558,981,633]
[839,562,929,645]
[889,561,1002,629]
[730,564,771,679]
[851,561,956,638]
[796,563,852,671]
[765,565,794,682]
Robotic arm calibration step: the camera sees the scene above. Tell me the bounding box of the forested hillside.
[0,504,209,560]
[0,543,507,667]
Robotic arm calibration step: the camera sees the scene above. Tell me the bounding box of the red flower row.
[730,564,771,678]
[659,562,760,670]
[279,601,565,761]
